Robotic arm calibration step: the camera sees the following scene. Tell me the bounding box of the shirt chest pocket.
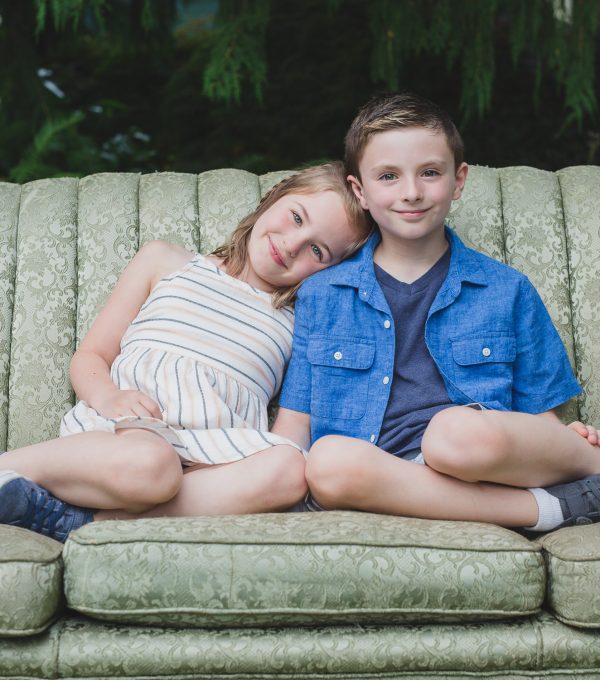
[307,337,375,420]
[451,335,516,407]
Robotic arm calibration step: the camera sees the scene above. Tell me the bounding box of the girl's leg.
[306,435,539,527]
[97,445,307,520]
[0,429,182,513]
[421,406,600,487]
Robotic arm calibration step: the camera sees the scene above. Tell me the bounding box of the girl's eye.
[380,172,396,181]
[292,211,303,225]
[311,244,323,260]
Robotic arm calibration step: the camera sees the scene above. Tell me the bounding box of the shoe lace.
[23,485,67,537]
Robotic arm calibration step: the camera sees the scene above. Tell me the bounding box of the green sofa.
[1,166,600,678]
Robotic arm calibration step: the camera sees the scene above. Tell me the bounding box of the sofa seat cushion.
[540,524,600,628]
[63,511,544,627]
[0,525,64,637]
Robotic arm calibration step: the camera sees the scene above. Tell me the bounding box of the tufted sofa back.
[0,166,598,452]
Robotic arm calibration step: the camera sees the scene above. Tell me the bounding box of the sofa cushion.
[0,525,64,637]
[63,511,544,627]
[540,524,600,628]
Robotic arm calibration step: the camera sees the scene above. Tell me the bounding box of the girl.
[0,162,371,541]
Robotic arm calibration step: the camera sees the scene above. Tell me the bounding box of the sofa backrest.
[0,166,598,451]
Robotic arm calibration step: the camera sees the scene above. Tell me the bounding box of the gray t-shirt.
[375,247,453,458]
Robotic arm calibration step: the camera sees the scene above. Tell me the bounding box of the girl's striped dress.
[60,254,302,465]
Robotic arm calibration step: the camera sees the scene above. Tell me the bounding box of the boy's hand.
[568,421,600,447]
[94,390,162,419]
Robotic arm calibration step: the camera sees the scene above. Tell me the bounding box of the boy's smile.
[348,127,468,253]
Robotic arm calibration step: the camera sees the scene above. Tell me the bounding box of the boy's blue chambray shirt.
[279,227,582,447]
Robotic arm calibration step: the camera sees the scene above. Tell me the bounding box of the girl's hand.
[568,421,600,447]
[94,390,162,419]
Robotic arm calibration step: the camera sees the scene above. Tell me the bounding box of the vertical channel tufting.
[499,166,578,423]
[447,165,505,262]
[0,182,21,453]
[139,172,199,249]
[8,178,79,448]
[556,166,600,425]
[76,173,140,345]
[197,168,262,254]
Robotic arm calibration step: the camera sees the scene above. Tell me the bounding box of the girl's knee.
[306,436,367,508]
[267,446,308,504]
[114,432,182,506]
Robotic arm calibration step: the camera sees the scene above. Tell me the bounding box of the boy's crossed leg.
[306,406,600,530]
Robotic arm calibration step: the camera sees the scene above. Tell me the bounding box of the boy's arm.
[271,407,311,451]
[538,410,599,447]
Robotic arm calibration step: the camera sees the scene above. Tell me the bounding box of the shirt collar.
[321,226,488,293]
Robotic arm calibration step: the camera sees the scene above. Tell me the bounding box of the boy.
[272,92,600,531]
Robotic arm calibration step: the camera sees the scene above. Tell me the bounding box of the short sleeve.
[512,279,581,413]
[278,285,312,414]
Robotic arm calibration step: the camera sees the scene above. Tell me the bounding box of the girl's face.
[244,191,357,292]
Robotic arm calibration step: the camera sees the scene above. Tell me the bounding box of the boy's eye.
[292,211,303,225]
[311,244,323,260]
[379,172,397,181]
[422,169,440,177]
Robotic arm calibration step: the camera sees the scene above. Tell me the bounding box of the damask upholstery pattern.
[0,526,63,636]
[3,612,600,678]
[540,524,600,628]
[1,166,600,676]
[63,512,544,627]
[0,165,594,452]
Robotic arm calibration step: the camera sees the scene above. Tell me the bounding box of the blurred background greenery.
[2,0,600,182]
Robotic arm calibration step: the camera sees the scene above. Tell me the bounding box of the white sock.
[526,487,565,531]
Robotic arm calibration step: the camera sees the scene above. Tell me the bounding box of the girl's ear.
[347,175,369,210]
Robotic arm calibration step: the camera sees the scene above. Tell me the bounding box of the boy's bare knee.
[422,407,508,482]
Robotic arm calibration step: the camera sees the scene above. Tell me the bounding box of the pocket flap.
[307,337,375,370]
[452,336,516,366]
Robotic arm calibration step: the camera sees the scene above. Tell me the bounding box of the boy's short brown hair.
[344,92,464,178]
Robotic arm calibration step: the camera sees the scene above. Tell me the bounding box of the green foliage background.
[2,0,600,182]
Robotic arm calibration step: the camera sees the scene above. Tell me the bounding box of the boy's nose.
[401,178,422,202]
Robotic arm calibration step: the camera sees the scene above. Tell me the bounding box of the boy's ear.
[452,163,469,200]
[347,174,369,210]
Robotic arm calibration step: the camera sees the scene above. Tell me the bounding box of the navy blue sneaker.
[0,470,94,542]
[546,473,600,529]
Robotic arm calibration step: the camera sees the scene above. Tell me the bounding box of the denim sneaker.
[0,470,94,542]
[546,473,600,529]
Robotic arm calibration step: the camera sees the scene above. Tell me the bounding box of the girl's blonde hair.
[212,161,372,308]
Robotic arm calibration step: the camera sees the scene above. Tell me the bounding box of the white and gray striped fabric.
[60,255,302,465]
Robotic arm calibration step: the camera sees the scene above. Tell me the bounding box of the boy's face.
[348,127,468,247]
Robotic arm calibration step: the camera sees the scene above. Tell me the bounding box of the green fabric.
[63,512,544,627]
[3,165,594,451]
[540,524,600,628]
[0,525,64,637]
[2,613,600,678]
[557,166,600,426]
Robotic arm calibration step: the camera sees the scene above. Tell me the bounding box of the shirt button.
[383,376,390,385]
[333,351,343,361]
[482,347,491,357]
[370,435,376,443]
[384,319,391,329]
